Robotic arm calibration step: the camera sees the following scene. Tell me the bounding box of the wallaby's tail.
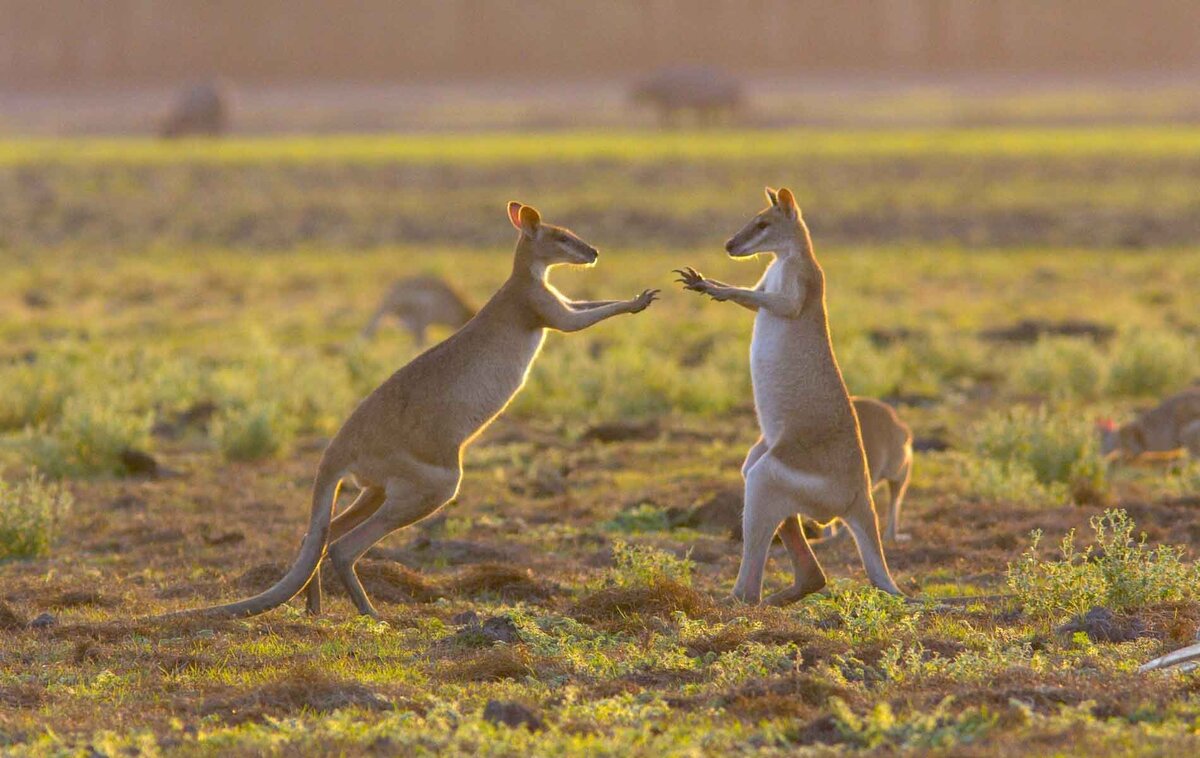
[162,461,343,619]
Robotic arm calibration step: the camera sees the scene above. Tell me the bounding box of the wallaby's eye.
[755,220,769,230]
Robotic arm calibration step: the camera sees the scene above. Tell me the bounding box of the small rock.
[481,615,522,644]
[119,448,159,477]
[28,613,56,629]
[912,436,950,453]
[482,699,544,731]
[451,610,479,626]
[1058,606,1146,643]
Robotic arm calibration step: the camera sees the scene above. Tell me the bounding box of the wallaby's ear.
[507,201,523,230]
[518,204,541,237]
[764,187,779,207]
[776,187,798,218]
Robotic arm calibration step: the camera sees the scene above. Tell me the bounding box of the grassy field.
[1,128,1200,755]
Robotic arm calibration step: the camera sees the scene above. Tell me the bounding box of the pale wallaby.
[361,275,476,347]
[181,202,659,619]
[809,397,913,544]
[1097,387,1200,460]
[676,187,903,605]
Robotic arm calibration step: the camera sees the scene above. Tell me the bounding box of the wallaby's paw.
[629,288,661,313]
[673,267,706,291]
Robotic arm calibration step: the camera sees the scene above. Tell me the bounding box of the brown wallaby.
[178,202,659,619]
[1097,387,1200,460]
[361,275,476,347]
[809,397,913,544]
[677,187,903,606]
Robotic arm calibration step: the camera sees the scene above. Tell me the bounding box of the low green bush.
[0,472,74,560]
[1008,509,1199,621]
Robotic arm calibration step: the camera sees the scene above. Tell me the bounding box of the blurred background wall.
[3,0,1199,88]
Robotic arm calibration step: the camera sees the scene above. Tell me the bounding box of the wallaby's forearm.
[570,299,620,310]
[718,286,803,318]
[546,300,631,332]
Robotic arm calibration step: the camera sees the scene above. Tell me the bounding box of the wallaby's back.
[852,397,912,484]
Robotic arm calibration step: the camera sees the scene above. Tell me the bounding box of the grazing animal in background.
[631,66,744,127]
[1097,387,1200,460]
[160,82,228,138]
[676,187,903,605]
[180,202,659,619]
[362,275,476,347]
[808,397,914,544]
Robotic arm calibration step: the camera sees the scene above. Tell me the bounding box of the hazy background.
[3,0,1200,134]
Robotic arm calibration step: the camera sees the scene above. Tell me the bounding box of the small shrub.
[603,503,670,534]
[828,585,921,641]
[211,402,294,461]
[1011,337,1104,400]
[25,397,152,478]
[606,540,693,588]
[1007,509,1200,621]
[970,405,1107,503]
[1107,331,1198,397]
[830,696,997,750]
[0,472,74,559]
[0,355,77,431]
[958,455,1063,508]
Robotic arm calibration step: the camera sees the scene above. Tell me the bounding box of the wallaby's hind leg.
[741,437,767,480]
[327,469,460,617]
[304,486,386,615]
[841,491,904,596]
[733,455,793,604]
[883,461,912,543]
[764,515,827,606]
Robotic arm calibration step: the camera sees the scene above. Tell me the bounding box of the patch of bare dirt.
[571,580,713,630]
[198,667,392,725]
[439,646,538,683]
[320,560,442,604]
[0,601,27,630]
[449,563,556,602]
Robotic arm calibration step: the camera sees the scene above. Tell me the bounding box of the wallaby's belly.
[750,312,855,450]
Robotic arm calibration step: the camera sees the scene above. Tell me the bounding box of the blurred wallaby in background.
[160,82,227,138]
[362,276,477,346]
[631,66,744,127]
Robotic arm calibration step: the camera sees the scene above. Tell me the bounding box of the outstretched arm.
[569,299,621,310]
[536,289,659,332]
[675,267,803,318]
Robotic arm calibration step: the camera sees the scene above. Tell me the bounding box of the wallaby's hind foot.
[764,516,827,606]
[842,493,904,596]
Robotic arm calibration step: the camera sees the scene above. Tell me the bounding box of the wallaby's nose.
[724,238,736,253]
[587,248,599,263]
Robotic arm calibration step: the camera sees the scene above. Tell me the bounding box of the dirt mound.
[321,560,441,604]
[235,562,288,591]
[372,537,515,567]
[0,683,45,709]
[55,590,114,608]
[483,699,545,731]
[199,668,391,725]
[450,563,555,602]
[440,646,536,683]
[979,318,1115,344]
[581,419,661,443]
[669,488,743,538]
[0,602,26,631]
[572,580,713,630]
